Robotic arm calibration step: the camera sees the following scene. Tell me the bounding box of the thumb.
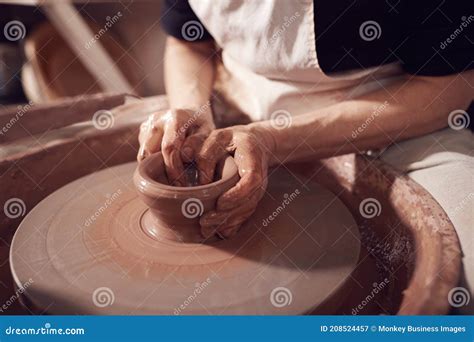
[181,133,208,163]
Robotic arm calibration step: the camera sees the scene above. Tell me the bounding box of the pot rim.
[134,152,240,199]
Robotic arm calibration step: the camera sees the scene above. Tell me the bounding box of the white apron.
[189,0,404,120]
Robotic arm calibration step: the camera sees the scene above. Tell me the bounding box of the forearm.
[164,36,216,114]
[252,72,473,165]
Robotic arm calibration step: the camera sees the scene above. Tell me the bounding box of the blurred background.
[0,0,166,106]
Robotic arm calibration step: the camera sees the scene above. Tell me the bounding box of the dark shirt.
[161,0,474,77]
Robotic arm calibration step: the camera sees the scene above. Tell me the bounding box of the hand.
[137,107,215,186]
[196,125,275,239]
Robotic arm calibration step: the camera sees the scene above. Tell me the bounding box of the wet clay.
[10,160,361,315]
[133,153,239,243]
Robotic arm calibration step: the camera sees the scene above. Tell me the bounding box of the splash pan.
[10,162,360,315]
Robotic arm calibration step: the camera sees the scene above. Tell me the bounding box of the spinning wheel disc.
[10,162,360,314]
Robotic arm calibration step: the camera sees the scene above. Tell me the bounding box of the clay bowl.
[133,152,239,243]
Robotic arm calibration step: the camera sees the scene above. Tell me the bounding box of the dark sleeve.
[161,0,213,41]
[398,0,473,76]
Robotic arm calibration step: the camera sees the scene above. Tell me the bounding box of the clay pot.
[133,152,239,243]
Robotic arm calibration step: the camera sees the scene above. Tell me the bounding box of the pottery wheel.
[10,162,360,314]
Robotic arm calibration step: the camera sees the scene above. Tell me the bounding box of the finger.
[195,131,230,185]
[219,225,241,239]
[181,132,208,163]
[161,117,186,186]
[137,114,164,161]
[217,145,268,211]
[218,173,266,211]
[199,195,257,239]
[201,225,241,240]
[180,111,214,162]
[201,225,218,239]
[200,196,258,228]
[200,208,253,238]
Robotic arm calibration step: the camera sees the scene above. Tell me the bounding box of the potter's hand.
[198,125,275,239]
[137,108,215,186]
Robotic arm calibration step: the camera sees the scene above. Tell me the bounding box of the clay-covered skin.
[137,108,215,186]
[193,125,272,239]
[138,109,275,239]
